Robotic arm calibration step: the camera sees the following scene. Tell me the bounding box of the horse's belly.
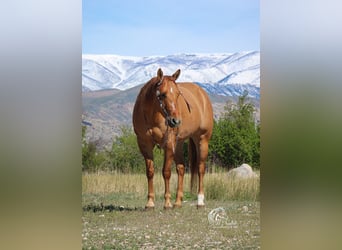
[177,116,200,139]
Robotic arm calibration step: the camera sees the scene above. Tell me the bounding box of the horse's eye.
[158,93,166,100]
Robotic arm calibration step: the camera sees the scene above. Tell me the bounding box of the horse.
[132,68,213,209]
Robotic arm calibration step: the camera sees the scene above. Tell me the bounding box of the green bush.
[108,126,165,173]
[82,125,167,173]
[209,93,260,169]
[109,126,144,173]
[82,126,112,172]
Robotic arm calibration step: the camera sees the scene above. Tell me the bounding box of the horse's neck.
[142,83,157,117]
[145,107,163,124]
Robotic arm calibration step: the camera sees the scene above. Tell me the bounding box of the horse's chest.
[148,127,166,145]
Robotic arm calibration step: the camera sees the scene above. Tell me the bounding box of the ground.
[82,194,260,249]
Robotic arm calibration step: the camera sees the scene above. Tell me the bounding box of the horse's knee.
[146,169,154,179]
[176,164,185,175]
[146,162,154,178]
[162,168,171,179]
[198,163,206,175]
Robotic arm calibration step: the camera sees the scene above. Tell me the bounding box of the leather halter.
[156,78,191,124]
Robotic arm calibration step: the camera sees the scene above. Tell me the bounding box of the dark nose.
[168,117,181,128]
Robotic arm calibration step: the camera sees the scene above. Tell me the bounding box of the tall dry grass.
[82,171,189,199]
[82,171,259,202]
[205,172,259,201]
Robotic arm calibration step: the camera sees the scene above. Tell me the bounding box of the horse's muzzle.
[168,117,181,128]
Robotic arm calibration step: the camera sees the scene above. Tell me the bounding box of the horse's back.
[179,82,213,115]
[178,82,213,137]
[179,82,211,105]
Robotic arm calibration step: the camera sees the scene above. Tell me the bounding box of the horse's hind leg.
[137,138,155,209]
[174,141,185,208]
[197,136,210,208]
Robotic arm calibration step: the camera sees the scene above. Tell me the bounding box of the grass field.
[82,171,260,249]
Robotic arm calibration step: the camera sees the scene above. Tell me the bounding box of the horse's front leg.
[174,141,185,208]
[163,148,174,209]
[145,157,155,209]
[137,139,155,209]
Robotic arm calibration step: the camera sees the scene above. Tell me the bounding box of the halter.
[152,77,192,153]
[156,78,192,127]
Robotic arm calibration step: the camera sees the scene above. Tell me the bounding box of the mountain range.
[82,51,260,99]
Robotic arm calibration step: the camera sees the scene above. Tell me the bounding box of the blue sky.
[82,0,259,56]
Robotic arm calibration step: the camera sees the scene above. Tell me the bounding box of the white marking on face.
[170,87,173,94]
[171,139,175,154]
[171,102,175,111]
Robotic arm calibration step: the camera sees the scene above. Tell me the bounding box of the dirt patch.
[83,203,145,213]
[82,200,260,249]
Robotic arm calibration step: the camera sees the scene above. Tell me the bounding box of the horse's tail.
[189,138,198,194]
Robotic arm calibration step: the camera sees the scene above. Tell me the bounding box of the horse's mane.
[140,77,158,101]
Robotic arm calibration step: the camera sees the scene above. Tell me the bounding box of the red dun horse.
[133,68,213,209]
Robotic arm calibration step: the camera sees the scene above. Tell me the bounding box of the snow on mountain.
[82,51,260,98]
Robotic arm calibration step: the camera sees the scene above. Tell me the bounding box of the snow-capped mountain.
[82,51,260,98]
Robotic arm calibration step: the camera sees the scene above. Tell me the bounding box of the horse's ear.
[157,68,163,81]
[172,69,181,80]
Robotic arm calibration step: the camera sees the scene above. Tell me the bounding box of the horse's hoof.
[163,205,173,210]
[173,203,182,209]
[196,204,205,209]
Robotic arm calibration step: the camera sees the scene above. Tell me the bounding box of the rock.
[228,163,258,179]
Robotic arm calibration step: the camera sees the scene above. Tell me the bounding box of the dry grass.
[206,172,260,201]
[82,172,190,203]
[83,172,148,196]
[82,170,259,203]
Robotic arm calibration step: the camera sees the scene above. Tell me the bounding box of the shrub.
[109,126,144,173]
[209,93,260,169]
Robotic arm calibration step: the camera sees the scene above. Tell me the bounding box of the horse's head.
[155,68,182,128]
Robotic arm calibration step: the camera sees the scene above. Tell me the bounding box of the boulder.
[228,163,258,179]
